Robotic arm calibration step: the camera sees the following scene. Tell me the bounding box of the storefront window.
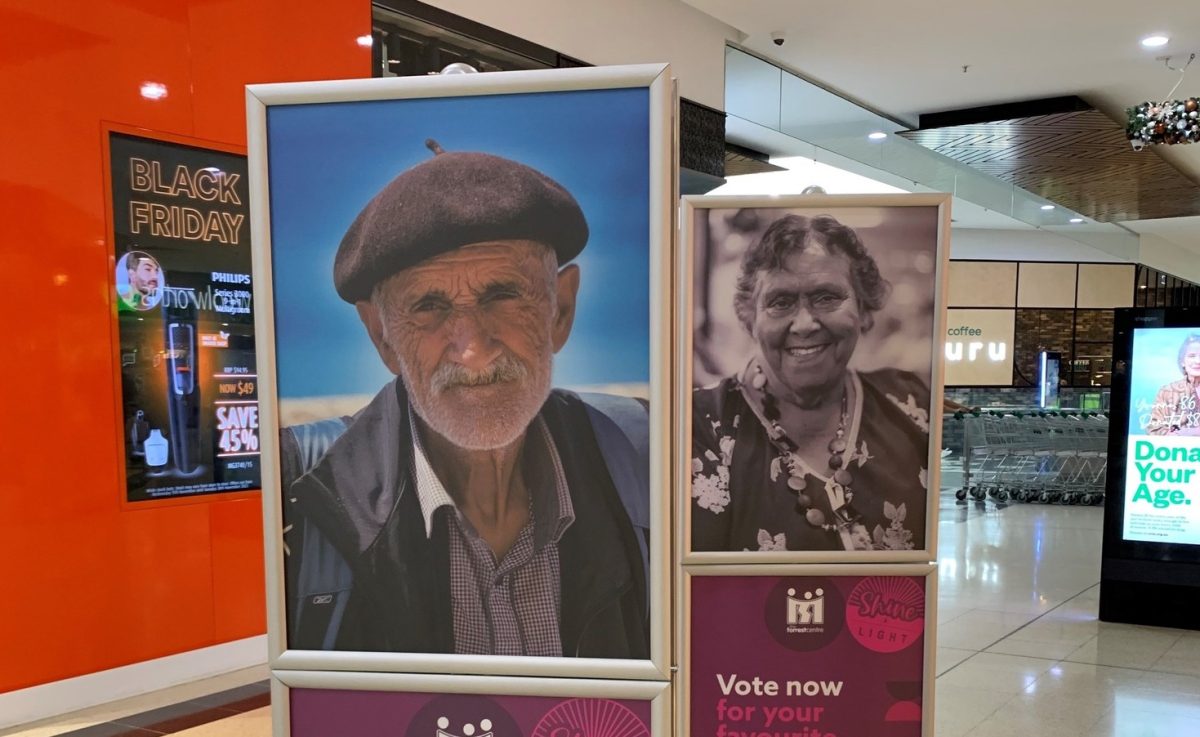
[371,2,565,78]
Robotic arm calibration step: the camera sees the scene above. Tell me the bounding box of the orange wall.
[0,0,368,693]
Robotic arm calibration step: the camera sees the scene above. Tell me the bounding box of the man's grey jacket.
[280,379,651,658]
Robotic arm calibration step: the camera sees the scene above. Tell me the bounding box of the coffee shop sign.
[945,325,1007,362]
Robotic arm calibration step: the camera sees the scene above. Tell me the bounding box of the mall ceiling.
[898,97,1200,222]
[682,0,1200,220]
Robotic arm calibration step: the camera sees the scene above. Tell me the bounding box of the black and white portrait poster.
[685,196,949,559]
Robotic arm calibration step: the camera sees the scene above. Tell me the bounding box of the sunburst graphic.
[848,577,925,617]
[531,699,648,737]
[845,576,925,653]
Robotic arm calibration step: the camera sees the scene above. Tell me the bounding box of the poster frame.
[676,563,938,737]
[271,671,670,737]
[678,194,950,563]
[102,122,261,511]
[247,64,676,681]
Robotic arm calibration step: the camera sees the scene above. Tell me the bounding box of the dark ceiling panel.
[899,100,1200,222]
[724,143,785,177]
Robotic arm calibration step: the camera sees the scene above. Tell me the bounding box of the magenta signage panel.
[688,574,927,737]
[290,689,653,737]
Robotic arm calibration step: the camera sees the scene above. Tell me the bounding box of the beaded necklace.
[749,363,864,539]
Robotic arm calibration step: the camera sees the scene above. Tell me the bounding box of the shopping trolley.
[956,411,1108,505]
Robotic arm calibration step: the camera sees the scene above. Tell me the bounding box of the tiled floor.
[934,497,1200,737]
[0,668,269,737]
[7,492,1200,736]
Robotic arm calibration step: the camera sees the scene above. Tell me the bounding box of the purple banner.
[689,574,926,737]
[290,689,653,737]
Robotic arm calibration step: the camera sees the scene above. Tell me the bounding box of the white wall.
[927,225,1200,286]
[427,0,739,110]
[1138,233,1200,284]
[949,228,1131,263]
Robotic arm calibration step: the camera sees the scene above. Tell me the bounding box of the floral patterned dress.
[691,368,931,552]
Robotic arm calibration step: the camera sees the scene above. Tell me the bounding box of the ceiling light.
[1040,205,1055,210]
[868,131,887,140]
[1141,35,1169,48]
[139,82,167,100]
[356,34,374,47]
[1070,217,1084,223]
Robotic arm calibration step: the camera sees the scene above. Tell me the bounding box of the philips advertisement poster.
[687,573,928,737]
[109,131,259,502]
[289,690,653,737]
[1122,327,1200,545]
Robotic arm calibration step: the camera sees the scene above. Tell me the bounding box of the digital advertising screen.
[109,131,259,503]
[1121,326,1200,545]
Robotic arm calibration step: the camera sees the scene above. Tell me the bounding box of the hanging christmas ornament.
[1126,54,1198,148]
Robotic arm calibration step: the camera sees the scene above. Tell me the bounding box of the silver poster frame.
[678,194,951,564]
[271,671,671,737]
[676,563,938,737]
[247,64,676,681]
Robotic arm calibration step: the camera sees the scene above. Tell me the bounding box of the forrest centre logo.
[767,578,842,651]
[785,587,825,633]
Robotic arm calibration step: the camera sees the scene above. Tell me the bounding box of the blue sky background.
[267,88,650,399]
[1128,328,1198,434]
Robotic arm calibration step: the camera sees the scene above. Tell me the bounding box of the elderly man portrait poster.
[261,85,658,660]
[688,201,944,555]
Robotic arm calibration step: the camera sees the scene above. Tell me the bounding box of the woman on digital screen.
[690,214,929,553]
[1146,333,1200,435]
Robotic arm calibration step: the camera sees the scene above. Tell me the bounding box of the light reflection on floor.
[936,497,1200,737]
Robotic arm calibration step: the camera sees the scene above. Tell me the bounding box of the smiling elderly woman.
[1146,333,1200,436]
[691,214,931,553]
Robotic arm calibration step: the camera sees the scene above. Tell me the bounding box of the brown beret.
[333,140,589,303]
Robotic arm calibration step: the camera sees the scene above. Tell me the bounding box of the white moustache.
[431,355,528,393]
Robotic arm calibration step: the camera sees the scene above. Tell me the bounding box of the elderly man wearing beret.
[278,141,651,660]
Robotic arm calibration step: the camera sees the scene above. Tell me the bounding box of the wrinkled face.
[129,258,159,294]
[364,240,578,450]
[751,244,863,403]
[1184,343,1200,379]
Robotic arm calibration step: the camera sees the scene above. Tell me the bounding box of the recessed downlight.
[1040,204,1055,211]
[1141,35,1169,48]
[139,82,168,100]
[868,131,887,140]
